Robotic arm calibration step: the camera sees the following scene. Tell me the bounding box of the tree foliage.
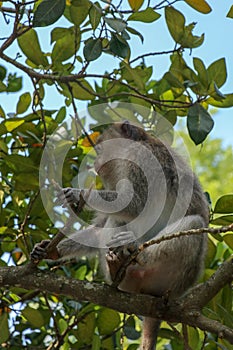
[0,0,233,349]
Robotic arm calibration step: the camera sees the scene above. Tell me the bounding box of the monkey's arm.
[59,188,117,205]
[58,187,142,217]
[31,226,102,262]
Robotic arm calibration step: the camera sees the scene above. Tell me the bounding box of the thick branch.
[0,257,232,344]
[185,314,233,343]
[182,257,233,309]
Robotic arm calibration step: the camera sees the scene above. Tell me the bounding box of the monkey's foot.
[106,252,119,282]
[106,241,138,282]
[30,239,51,262]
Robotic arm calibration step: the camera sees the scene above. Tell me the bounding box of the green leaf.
[17,28,48,67]
[165,6,185,43]
[126,26,144,43]
[97,308,121,335]
[22,306,45,328]
[0,81,7,92]
[1,240,15,252]
[16,92,31,114]
[128,7,160,23]
[184,0,212,14]
[187,103,214,145]
[69,0,91,26]
[51,27,80,63]
[74,265,87,280]
[128,0,144,11]
[69,80,95,100]
[227,5,233,18]
[5,119,24,132]
[0,314,9,344]
[76,312,95,344]
[0,106,6,118]
[207,93,233,108]
[58,318,67,333]
[89,2,102,30]
[121,62,145,90]
[51,27,70,43]
[5,154,38,173]
[165,7,204,48]
[183,25,204,48]
[105,17,127,33]
[109,33,130,58]
[214,194,233,214]
[0,65,7,80]
[164,72,184,88]
[211,215,233,226]
[15,173,39,191]
[205,238,216,266]
[207,58,227,88]
[193,57,209,88]
[84,38,102,61]
[0,140,8,153]
[223,234,233,249]
[55,106,66,123]
[187,326,200,349]
[6,75,22,92]
[33,0,66,27]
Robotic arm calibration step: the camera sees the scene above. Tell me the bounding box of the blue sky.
[0,0,233,147]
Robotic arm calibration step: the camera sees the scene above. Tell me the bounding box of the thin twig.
[20,190,40,256]
[130,47,182,64]
[67,83,96,148]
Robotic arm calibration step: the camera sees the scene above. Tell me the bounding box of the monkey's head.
[93,121,150,187]
[96,121,148,143]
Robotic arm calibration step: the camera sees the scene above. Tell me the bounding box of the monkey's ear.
[121,121,138,140]
[121,121,146,141]
[121,120,131,138]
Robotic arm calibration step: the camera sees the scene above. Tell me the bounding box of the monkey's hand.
[30,240,60,263]
[107,231,137,248]
[56,188,83,208]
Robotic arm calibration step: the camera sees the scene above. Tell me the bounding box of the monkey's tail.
[140,317,161,350]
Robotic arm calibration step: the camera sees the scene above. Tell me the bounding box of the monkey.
[31,121,209,350]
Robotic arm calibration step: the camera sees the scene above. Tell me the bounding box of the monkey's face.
[94,140,119,186]
[94,125,121,175]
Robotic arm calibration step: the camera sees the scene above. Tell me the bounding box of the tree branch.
[0,52,192,109]
[0,256,232,344]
